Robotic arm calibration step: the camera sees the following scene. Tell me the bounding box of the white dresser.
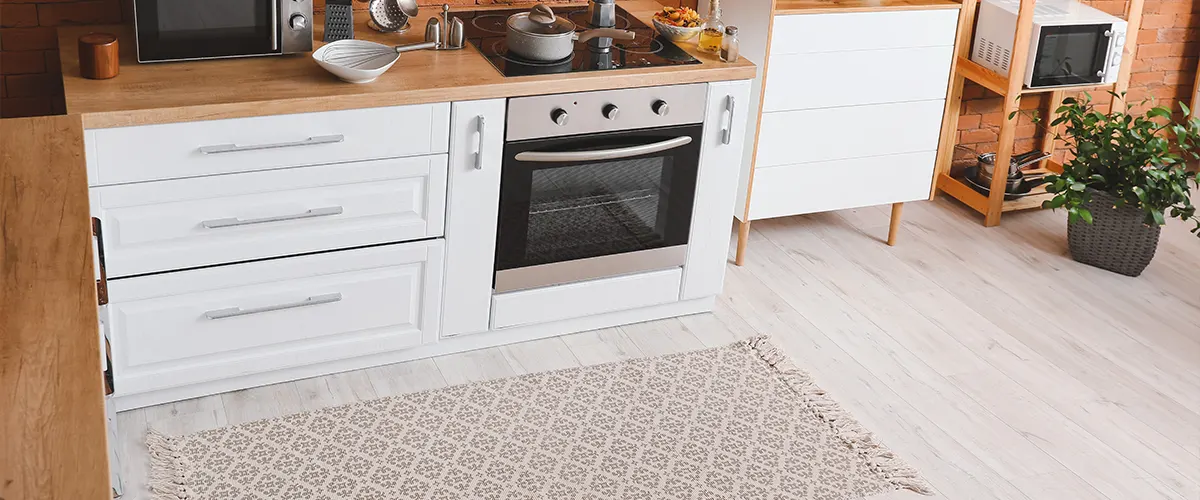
[721,2,961,261]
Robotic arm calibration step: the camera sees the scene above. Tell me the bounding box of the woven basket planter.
[1067,189,1161,277]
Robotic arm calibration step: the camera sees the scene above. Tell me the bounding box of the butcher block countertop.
[774,0,960,15]
[58,0,755,129]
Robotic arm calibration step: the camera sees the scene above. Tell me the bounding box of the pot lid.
[508,4,576,36]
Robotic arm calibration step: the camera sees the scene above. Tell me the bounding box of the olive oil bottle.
[698,0,723,53]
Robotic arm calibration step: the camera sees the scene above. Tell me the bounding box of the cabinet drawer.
[770,9,958,55]
[749,151,935,220]
[107,241,445,395]
[86,103,451,185]
[491,268,682,329]
[755,99,945,168]
[92,156,447,278]
[763,46,954,112]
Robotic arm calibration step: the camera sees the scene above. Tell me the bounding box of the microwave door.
[135,0,278,62]
[1030,24,1111,88]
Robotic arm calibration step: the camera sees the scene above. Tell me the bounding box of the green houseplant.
[1040,92,1200,276]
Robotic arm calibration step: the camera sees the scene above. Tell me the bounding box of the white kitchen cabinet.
[440,99,506,338]
[681,80,753,300]
[85,103,451,186]
[106,241,444,396]
[725,3,960,262]
[91,156,447,277]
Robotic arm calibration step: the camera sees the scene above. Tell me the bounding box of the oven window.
[135,0,276,61]
[1031,24,1110,87]
[496,125,702,275]
[526,158,671,266]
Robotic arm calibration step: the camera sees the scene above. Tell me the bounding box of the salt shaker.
[719,26,739,63]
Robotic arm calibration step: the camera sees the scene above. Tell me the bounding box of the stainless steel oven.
[495,84,707,293]
[133,0,313,63]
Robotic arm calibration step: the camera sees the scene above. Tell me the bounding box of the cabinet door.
[441,99,506,337]
[682,80,753,300]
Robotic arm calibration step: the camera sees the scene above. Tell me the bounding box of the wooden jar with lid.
[78,33,119,80]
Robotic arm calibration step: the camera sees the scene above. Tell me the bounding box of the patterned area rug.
[148,337,932,499]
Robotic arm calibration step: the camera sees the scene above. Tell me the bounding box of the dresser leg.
[735,220,751,266]
[887,203,903,246]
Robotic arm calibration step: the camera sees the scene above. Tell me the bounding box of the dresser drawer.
[763,46,954,112]
[107,241,445,395]
[749,151,935,220]
[92,156,447,278]
[755,99,945,168]
[770,9,958,55]
[86,103,451,185]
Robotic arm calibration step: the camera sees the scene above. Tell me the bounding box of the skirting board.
[113,295,716,411]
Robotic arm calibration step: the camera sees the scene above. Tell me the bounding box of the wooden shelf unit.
[932,0,1145,227]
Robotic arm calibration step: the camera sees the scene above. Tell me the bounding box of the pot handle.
[576,28,636,43]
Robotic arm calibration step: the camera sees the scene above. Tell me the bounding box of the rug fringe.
[146,428,189,500]
[744,335,936,496]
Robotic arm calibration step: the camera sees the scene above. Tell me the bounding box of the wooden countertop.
[58,1,755,129]
[774,0,960,15]
[0,116,110,500]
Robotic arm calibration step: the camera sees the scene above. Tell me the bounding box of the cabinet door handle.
[203,292,343,320]
[198,134,344,154]
[202,206,343,229]
[721,95,736,145]
[474,115,486,170]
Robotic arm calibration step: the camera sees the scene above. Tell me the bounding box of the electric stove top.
[456,6,702,77]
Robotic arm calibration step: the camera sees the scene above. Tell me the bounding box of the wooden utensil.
[79,33,118,80]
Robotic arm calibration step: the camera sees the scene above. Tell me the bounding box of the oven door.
[1029,23,1114,88]
[134,0,287,62]
[495,124,703,293]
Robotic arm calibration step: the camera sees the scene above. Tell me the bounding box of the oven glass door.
[135,0,278,62]
[495,124,702,291]
[1030,23,1112,87]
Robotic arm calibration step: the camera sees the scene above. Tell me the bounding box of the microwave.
[133,0,313,63]
[972,0,1126,89]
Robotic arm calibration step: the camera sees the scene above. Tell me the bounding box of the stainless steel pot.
[506,4,635,61]
[976,150,1052,185]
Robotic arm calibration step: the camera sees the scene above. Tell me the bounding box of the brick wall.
[954,0,1200,166]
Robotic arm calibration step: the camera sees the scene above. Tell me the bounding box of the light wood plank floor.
[114,197,1200,500]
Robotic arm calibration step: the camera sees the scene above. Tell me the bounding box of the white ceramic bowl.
[312,40,400,84]
[652,18,703,42]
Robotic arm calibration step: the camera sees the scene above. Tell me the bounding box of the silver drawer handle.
[203,293,343,320]
[198,134,344,154]
[474,115,486,170]
[721,95,736,145]
[202,206,343,229]
[514,136,693,163]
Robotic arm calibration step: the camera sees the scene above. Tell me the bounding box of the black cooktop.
[457,6,701,77]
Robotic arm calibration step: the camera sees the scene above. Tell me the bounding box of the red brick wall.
[954,0,1199,165]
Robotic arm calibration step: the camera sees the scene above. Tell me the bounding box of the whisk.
[318,39,438,69]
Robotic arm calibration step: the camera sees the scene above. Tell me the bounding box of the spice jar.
[720,26,739,63]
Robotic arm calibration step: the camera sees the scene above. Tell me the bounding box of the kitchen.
[4,0,1198,499]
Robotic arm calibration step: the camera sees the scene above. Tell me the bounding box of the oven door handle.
[513,136,693,163]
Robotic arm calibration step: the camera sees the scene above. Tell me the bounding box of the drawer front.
[491,268,682,329]
[87,103,451,185]
[107,241,445,395]
[749,151,936,220]
[93,156,447,278]
[763,46,954,112]
[770,9,958,55]
[755,99,945,168]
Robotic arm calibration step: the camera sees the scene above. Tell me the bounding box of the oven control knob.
[651,100,670,116]
[289,14,308,30]
[602,104,620,120]
[551,108,569,126]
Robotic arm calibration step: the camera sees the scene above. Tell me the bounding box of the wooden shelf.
[937,171,1058,214]
[957,56,1118,97]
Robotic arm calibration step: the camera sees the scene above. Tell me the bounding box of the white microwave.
[972,0,1126,89]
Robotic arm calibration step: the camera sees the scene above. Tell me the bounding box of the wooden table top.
[58,0,756,129]
[774,0,961,15]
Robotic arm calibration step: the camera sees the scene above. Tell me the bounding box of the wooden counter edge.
[0,115,111,500]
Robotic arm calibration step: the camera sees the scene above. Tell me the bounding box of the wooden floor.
[114,197,1200,500]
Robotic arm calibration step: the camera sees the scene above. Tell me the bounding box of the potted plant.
[1040,92,1200,276]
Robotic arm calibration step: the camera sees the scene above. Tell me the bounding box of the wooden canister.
[78,33,119,80]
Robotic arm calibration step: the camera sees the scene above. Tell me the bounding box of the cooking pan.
[506,4,635,62]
